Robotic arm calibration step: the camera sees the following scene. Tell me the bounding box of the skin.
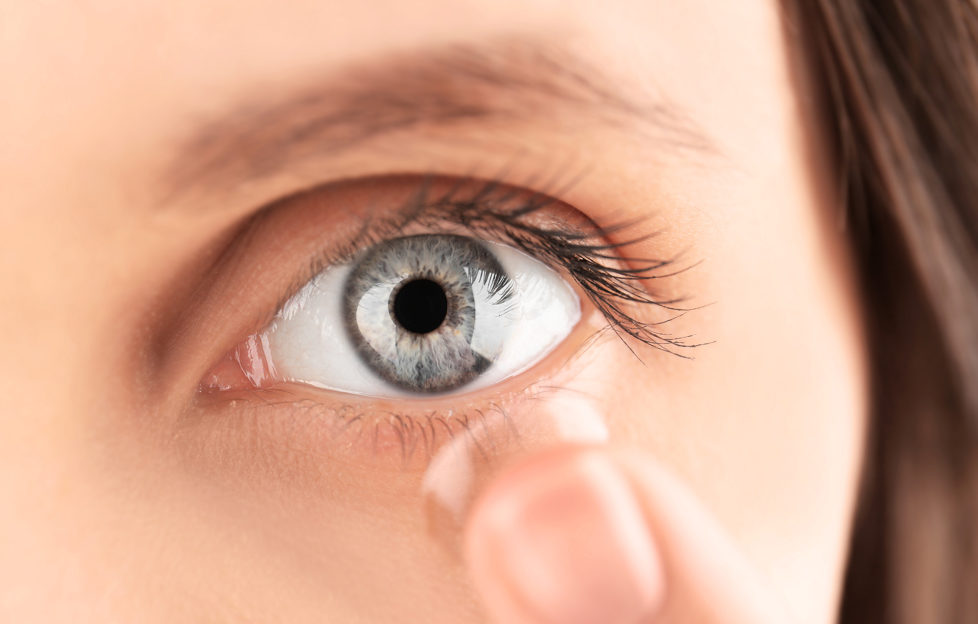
[1,1,867,623]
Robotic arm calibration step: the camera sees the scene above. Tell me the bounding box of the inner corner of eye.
[206,233,581,399]
[200,332,277,394]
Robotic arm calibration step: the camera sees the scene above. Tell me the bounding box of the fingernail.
[465,450,664,624]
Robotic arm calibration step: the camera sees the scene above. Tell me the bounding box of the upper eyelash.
[294,176,703,357]
[428,187,702,355]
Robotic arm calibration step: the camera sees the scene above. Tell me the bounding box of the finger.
[613,449,791,623]
[463,446,792,624]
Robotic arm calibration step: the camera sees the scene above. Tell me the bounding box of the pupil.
[392,278,448,334]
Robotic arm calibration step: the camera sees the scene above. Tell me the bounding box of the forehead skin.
[0,2,865,623]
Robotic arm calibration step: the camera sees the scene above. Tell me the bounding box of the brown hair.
[784,1,978,622]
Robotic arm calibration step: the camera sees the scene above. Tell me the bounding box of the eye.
[218,232,579,398]
[195,175,693,410]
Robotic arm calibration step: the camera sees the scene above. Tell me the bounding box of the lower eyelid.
[189,303,609,480]
[190,388,535,478]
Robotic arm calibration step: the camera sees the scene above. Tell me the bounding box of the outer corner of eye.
[204,233,581,399]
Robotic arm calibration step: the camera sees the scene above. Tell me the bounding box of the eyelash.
[279,176,699,358]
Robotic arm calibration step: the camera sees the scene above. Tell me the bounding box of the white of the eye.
[262,241,580,398]
[466,266,512,361]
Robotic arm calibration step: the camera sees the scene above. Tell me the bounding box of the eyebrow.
[162,38,713,203]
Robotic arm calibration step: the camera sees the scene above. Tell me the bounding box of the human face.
[0,1,866,622]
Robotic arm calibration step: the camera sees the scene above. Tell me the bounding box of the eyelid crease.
[261,175,704,359]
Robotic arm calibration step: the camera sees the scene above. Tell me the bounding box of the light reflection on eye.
[237,233,580,398]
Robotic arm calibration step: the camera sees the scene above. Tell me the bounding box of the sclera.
[261,240,581,398]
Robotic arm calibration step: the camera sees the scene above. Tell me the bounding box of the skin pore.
[1,1,867,622]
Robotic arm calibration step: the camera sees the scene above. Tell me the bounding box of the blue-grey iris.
[342,234,515,392]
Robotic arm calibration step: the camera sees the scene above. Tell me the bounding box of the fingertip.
[464,448,665,624]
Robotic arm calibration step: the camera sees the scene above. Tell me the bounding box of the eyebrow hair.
[162,38,713,203]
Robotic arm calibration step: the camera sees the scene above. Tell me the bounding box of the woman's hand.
[465,447,794,624]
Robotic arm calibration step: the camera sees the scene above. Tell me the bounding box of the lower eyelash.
[374,407,515,465]
[209,389,522,467]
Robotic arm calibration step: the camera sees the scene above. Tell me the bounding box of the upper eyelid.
[265,178,592,321]
[266,175,594,310]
